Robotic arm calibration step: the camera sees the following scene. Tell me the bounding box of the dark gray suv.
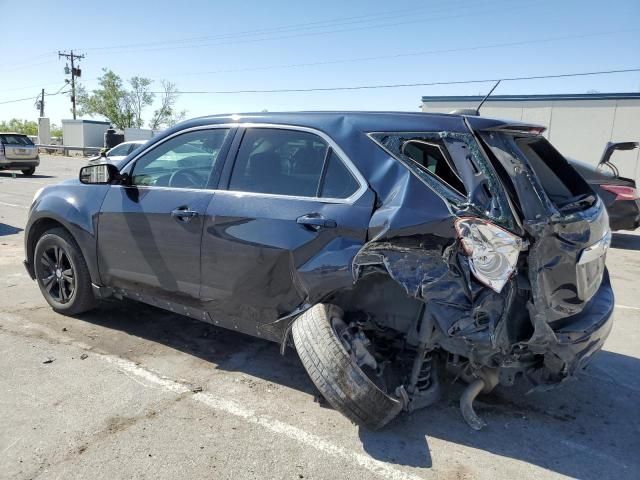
[24,112,614,430]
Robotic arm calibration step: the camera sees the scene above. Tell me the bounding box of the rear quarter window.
[229,128,360,200]
[319,150,359,198]
[369,131,517,232]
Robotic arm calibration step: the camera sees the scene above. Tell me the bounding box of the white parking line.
[616,304,640,311]
[103,355,425,480]
[0,179,49,186]
[0,201,28,209]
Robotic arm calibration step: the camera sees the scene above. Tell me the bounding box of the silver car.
[0,133,40,176]
[89,140,147,164]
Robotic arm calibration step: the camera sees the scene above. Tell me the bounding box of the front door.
[199,126,374,339]
[97,127,233,302]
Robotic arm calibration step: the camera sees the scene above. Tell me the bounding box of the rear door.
[97,127,234,303]
[199,126,374,339]
[1,134,38,161]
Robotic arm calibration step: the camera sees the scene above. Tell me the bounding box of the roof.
[173,111,507,136]
[421,92,640,103]
[61,119,111,125]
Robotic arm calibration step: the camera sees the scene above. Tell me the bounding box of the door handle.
[171,207,199,222]
[296,214,337,230]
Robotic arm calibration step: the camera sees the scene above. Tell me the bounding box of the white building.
[421,92,640,183]
[61,119,110,155]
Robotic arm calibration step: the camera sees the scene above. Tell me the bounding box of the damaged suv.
[24,112,614,430]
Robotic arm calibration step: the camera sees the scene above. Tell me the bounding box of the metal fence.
[37,144,102,157]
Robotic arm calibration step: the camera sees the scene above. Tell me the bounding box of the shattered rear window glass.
[369,131,515,231]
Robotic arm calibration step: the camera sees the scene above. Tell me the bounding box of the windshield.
[0,134,34,146]
[107,143,131,157]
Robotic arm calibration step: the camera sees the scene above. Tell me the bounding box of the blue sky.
[1,0,639,126]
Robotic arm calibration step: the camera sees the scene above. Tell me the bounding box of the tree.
[50,123,63,138]
[129,76,154,128]
[0,119,38,135]
[77,69,154,129]
[148,80,186,130]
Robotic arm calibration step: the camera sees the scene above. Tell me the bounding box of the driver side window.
[131,129,230,189]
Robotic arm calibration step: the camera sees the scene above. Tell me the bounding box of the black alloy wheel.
[39,244,75,304]
[33,228,97,315]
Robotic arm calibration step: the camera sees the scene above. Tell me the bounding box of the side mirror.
[79,163,119,184]
[100,149,107,157]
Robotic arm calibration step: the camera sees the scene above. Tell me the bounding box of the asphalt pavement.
[1,155,639,480]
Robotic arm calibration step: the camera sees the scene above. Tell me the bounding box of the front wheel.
[21,167,36,176]
[292,304,403,430]
[34,228,97,315]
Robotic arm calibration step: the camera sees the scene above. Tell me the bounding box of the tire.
[21,167,36,176]
[34,227,97,315]
[292,303,403,430]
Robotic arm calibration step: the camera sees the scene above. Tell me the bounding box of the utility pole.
[35,88,45,117]
[39,89,45,117]
[58,50,85,119]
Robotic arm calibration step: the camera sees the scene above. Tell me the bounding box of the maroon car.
[570,141,640,231]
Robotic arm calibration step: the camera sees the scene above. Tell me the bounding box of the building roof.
[61,119,110,125]
[421,92,640,103]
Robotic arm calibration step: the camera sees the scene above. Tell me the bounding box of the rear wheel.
[21,167,36,176]
[292,303,403,430]
[34,228,97,315]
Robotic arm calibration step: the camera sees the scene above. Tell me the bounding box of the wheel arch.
[25,215,101,285]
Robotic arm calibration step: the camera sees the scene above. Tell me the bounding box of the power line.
[81,0,485,52]
[82,5,437,51]
[153,67,640,95]
[61,27,640,86]
[0,58,58,74]
[3,81,64,94]
[0,0,486,68]
[153,28,640,79]
[0,85,69,105]
[2,26,633,105]
[0,95,41,105]
[82,0,529,55]
[2,67,637,106]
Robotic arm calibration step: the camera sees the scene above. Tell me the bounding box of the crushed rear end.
[346,116,614,429]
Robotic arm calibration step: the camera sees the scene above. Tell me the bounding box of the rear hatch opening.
[474,123,611,321]
[477,128,597,215]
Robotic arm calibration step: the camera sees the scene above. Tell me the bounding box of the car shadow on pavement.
[0,223,23,236]
[360,350,639,479]
[611,232,640,251]
[0,172,54,179]
[76,299,317,396]
[75,301,639,479]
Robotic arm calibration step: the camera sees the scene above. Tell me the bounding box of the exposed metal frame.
[400,138,466,196]
[366,132,466,204]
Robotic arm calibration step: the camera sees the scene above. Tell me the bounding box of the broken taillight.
[455,218,522,293]
[600,184,639,201]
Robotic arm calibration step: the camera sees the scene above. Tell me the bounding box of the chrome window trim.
[120,123,368,205]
